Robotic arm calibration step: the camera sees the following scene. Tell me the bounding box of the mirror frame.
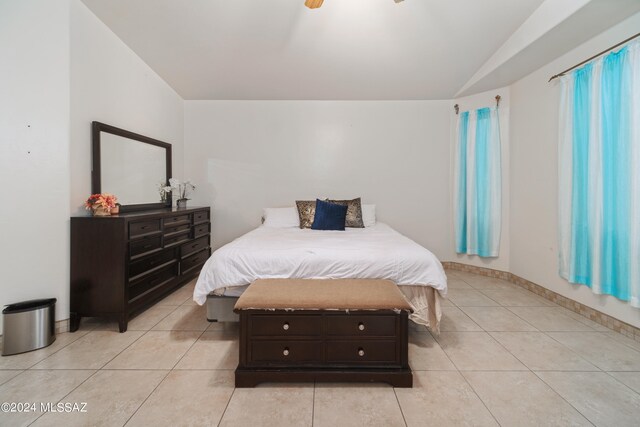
[92,121,172,212]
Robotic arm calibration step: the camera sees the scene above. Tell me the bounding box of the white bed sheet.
[194,223,447,305]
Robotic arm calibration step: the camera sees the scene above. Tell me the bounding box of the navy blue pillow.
[311,199,348,231]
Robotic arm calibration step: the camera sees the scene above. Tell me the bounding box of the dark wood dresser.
[70,206,211,332]
[236,310,411,387]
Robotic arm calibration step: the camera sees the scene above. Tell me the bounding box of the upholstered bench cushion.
[234,279,413,312]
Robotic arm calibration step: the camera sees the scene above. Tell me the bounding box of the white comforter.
[193,223,447,305]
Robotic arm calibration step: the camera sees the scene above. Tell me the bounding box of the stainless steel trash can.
[2,298,56,356]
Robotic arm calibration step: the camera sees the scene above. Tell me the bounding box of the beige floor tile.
[314,383,405,427]
[446,277,474,289]
[0,370,23,386]
[439,306,483,332]
[127,370,234,427]
[601,331,640,352]
[435,332,527,371]
[80,305,180,332]
[396,371,498,427]
[481,289,556,307]
[506,307,595,331]
[490,332,598,371]
[408,332,457,371]
[104,331,200,370]
[461,307,537,331]
[466,276,516,291]
[128,305,178,330]
[219,384,314,427]
[537,371,640,427]
[0,370,94,427]
[0,331,89,369]
[463,371,591,426]
[447,289,499,307]
[439,296,455,307]
[561,310,612,332]
[152,305,210,331]
[548,332,640,371]
[206,321,240,333]
[32,331,144,369]
[608,372,640,394]
[32,370,167,427]
[174,331,238,370]
[156,282,195,306]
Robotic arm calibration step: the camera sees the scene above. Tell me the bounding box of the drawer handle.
[141,226,148,230]
[143,244,152,250]
[358,322,365,331]
[358,348,365,357]
[282,322,289,331]
[283,347,290,356]
[192,243,198,248]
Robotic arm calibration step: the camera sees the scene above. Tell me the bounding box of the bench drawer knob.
[358,348,365,357]
[358,322,365,331]
[283,322,290,330]
[283,348,290,356]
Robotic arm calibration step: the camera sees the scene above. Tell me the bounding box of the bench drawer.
[326,315,397,337]
[250,340,322,364]
[250,315,322,337]
[326,340,398,364]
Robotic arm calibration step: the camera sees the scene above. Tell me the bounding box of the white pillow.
[362,204,376,227]
[262,207,300,228]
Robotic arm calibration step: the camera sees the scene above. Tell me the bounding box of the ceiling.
[80,0,639,100]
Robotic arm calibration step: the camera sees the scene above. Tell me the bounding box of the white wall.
[451,87,511,272]
[184,101,452,259]
[0,0,71,327]
[70,0,184,215]
[510,11,640,328]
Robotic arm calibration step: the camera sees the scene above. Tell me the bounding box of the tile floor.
[1,271,639,426]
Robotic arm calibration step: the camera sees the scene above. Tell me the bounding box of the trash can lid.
[3,298,57,314]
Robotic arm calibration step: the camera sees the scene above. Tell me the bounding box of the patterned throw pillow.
[328,197,364,228]
[295,200,317,229]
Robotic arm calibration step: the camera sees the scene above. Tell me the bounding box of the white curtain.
[454,107,501,257]
[558,39,640,306]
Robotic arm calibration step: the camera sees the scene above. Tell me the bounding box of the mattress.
[194,223,448,329]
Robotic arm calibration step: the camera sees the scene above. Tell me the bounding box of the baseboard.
[443,261,640,344]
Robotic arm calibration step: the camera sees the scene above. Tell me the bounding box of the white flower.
[169,178,180,188]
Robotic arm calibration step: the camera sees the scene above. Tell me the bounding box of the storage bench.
[234,279,413,387]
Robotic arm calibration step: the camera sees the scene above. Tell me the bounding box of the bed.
[193,222,447,331]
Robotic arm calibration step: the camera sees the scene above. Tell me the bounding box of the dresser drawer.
[129,249,177,280]
[193,210,209,224]
[250,315,322,337]
[250,340,322,364]
[326,340,397,364]
[164,232,190,248]
[129,263,178,301]
[164,222,191,236]
[326,315,397,337]
[163,214,190,227]
[130,235,162,258]
[181,249,209,275]
[129,219,161,238]
[180,236,209,258]
[193,222,210,238]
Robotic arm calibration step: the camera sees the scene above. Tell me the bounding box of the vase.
[177,199,188,209]
[111,206,120,215]
[92,206,110,216]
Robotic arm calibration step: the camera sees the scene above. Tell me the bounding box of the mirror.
[92,122,172,211]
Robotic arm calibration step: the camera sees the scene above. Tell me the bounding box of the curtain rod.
[454,95,501,115]
[548,31,640,82]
